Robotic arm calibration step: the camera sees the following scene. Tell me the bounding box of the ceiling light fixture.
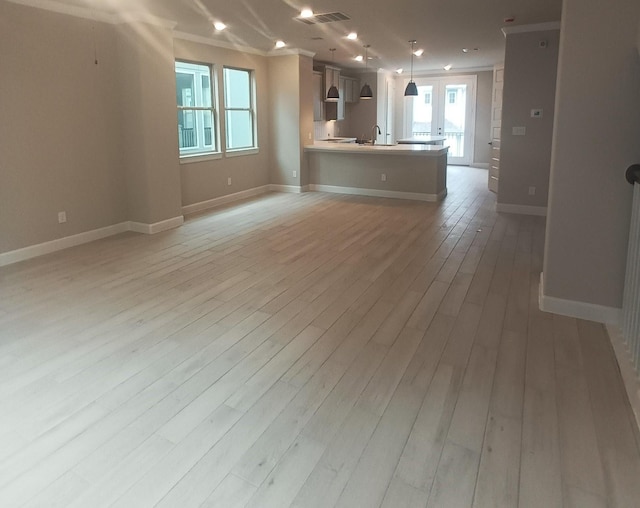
[326,48,339,101]
[300,8,314,18]
[347,32,358,40]
[444,64,452,71]
[354,55,363,62]
[462,48,469,53]
[275,40,286,49]
[360,44,373,100]
[213,21,227,31]
[413,49,424,57]
[396,68,403,74]
[404,40,418,96]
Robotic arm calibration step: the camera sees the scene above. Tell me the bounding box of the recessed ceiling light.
[275,40,286,49]
[444,64,452,71]
[300,8,314,18]
[354,55,363,61]
[213,21,227,31]
[396,68,403,74]
[413,49,424,57]
[462,48,469,53]
[347,32,358,40]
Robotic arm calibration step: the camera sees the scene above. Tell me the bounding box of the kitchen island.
[304,142,448,202]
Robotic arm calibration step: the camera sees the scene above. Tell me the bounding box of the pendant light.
[326,48,339,101]
[359,44,373,100]
[404,40,418,96]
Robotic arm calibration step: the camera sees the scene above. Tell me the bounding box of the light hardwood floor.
[1,166,640,507]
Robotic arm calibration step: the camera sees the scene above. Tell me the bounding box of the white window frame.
[175,60,220,161]
[223,66,258,155]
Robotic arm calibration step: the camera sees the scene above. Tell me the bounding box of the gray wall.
[0,3,128,252]
[498,29,560,209]
[173,39,271,206]
[543,0,640,309]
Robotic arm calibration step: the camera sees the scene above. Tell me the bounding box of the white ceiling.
[60,0,562,72]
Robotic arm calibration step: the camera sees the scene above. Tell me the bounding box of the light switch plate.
[512,126,526,136]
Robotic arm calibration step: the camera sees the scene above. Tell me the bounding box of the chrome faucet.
[371,124,381,145]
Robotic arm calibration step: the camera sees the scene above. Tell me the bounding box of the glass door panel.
[443,83,467,159]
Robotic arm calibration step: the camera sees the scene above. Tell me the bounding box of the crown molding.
[6,0,177,28]
[267,48,316,58]
[5,0,115,23]
[173,31,267,56]
[502,21,561,36]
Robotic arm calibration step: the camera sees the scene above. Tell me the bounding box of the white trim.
[5,0,116,23]
[605,324,640,433]
[496,203,547,216]
[268,184,305,193]
[129,216,184,235]
[5,0,177,28]
[0,222,129,267]
[538,272,622,325]
[179,152,223,164]
[182,185,270,215]
[308,184,447,202]
[174,31,266,56]
[0,215,206,266]
[267,48,316,58]
[225,148,260,158]
[502,21,561,36]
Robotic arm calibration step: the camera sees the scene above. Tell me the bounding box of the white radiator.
[622,165,640,370]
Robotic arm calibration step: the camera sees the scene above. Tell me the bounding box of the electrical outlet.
[227,177,232,186]
[293,170,297,178]
[528,186,536,196]
[58,211,67,223]
[308,132,312,140]
[381,173,387,182]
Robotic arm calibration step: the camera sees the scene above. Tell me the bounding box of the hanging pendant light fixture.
[359,44,373,100]
[404,40,418,96]
[326,48,339,101]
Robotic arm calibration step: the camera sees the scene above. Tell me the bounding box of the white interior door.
[404,75,476,165]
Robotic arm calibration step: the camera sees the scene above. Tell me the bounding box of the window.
[448,90,457,104]
[175,61,217,156]
[424,92,431,105]
[223,67,256,151]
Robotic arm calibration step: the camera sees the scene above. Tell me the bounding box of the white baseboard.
[182,185,270,215]
[308,184,447,202]
[129,215,184,234]
[538,272,622,325]
[496,202,547,216]
[268,184,305,193]
[0,215,184,267]
[605,324,640,433]
[0,222,129,267]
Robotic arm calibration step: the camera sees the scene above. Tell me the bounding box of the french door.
[404,75,476,165]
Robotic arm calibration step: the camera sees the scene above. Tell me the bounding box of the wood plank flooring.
[1,166,640,507]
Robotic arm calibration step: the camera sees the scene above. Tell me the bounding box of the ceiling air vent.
[296,12,350,25]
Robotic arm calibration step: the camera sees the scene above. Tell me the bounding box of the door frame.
[403,74,477,165]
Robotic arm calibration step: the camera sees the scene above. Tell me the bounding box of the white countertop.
[397,136,447,145]
[305,141,448,156]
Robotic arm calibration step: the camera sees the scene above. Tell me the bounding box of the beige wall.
[268,54,301,186]
[498,29,560,209]
[543,0,640,309]
[347,72,379,140]
[0,2,127,252]
[117,22,183,224]
[298,55,314,188]
[173,39,271,206]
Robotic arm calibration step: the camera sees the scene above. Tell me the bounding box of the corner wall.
[498,28,560,211]
[542,0,640,318]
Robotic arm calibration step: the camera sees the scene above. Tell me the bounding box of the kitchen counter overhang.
[304,142,448,202]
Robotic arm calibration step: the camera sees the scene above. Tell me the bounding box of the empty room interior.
[2,0,640,506]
